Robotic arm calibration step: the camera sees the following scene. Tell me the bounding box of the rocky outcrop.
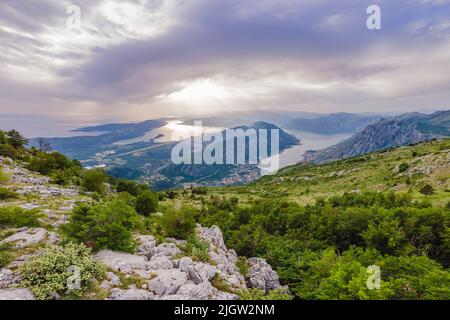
[247,258,282,293]
[0,288,35,300]
[109,288,154,300]
[0,269,20,289]
[0,228,59,249]
[92,224,285,300]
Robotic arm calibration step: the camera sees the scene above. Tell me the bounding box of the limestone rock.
[186,262,217,285]
[247,257,281,292]
[147,256,174,270]
[135,235,156,258]
[151,243,181,258]
[0,288,35,300]
[147,269,188,296]
[0,269,19,289]
[94,250,148,274]
[0,228,59,249]
[109,288,154,300]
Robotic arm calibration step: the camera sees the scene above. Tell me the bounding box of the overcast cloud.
[0,0,449,128]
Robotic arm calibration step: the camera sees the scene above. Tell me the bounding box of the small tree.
[6,129,28,149]
[62,200,139,252]
[135,190,159,216]
[160,206,196,239]
[419,184,435,196]
[81,168,107,194]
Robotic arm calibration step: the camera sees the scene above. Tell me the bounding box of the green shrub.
[160,206,196,239]
[6,130,28,149]
[0,207,42,228]
[239,288,292,300]
[62,200,139,252]
[185,235,210,262]
[236,257,249,277]
[0,187,18,200]
[419,184,435,196]
[0,243,13,268]
[398,163,409,173]
[19,243,104,300]
[81,169,108,194]
[135,190,159,216]
[0,168,9,184]
[116,179,148,196]
[0,144,18,158]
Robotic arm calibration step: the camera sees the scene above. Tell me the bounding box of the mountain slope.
[304,111,450,164]
[285,112,382,134]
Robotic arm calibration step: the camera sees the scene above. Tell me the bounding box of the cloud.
[0,0,449,125]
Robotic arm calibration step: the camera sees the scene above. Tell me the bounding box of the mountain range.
[304,110,450,164]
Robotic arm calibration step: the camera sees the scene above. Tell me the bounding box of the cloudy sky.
[1,0,450,133]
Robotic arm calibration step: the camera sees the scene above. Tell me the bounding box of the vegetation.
[62,200,139,252]
[135,190,159,216]
[0,243,13,268]
[184,235,210,262]
[81,168,108,194]
[192,191,450,299]
[0,187,18,200]
[0,207,42,228]
[19,243,104,300]
[239,288,292,300]
[159,205,197,239]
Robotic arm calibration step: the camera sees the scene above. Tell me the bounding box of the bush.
[0,169,9,184]
[419,184,435,196]
[6,130,28,149]
[62,200,139,252]
[27,152,75,175]
[0,187,18,200]
[236,257,249,277]
[0,243,13,268]
[398,163,409,173]
[0,207,42,228]
[116,179,148,196]
[0,144,18,158]
[185,235,210,262]
[160,206,196,239]
[135,190,159,216]
[81,169,108,194]
[19,243,104,300]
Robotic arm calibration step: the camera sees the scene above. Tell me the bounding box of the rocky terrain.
[0,157,286,300]
[304,111,450,164]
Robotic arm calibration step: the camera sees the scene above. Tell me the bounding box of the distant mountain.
[145,121,300,189]
[285,113,382,134]
[29,120,165,159]
[30,119,299,189]
[304,110,450,164]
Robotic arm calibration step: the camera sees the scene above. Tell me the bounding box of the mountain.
[29,119,165,160]
[303,110,450,164]
[285,112,382,134]
[30,120,299,189]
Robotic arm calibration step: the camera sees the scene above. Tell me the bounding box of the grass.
[162,139,450,208]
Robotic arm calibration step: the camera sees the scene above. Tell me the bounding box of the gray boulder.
[151,243,181,258]
[147,256,174,270]
[147,269,188,296]
[94,250,148,274]
[135,235,157,258]
[247,257,281,292]
[109,288,154,300]
[187,263,217,285]
[0,228,59,249]
[0,288,35,300]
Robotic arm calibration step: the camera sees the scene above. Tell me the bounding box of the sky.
[0,0,450,134]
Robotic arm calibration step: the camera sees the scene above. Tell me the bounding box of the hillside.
[0,129,288,300]
[285,113,382,134]
[160,139,449,299]
[304,111,450,164]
